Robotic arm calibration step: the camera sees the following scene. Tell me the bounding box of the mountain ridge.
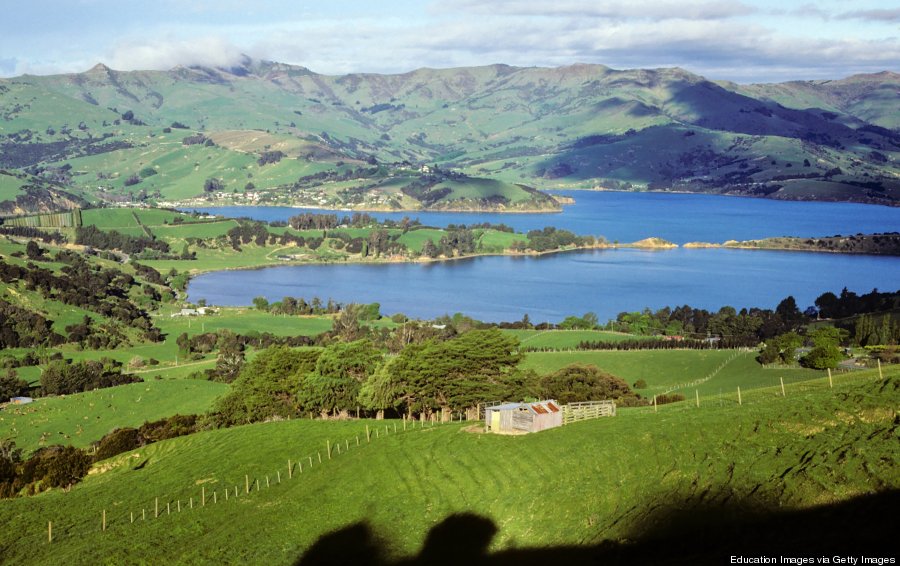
[0,59,897,209]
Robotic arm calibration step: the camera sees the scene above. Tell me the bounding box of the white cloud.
[106,36,246,71]
[840,8,900,22]
[435,0,757,21]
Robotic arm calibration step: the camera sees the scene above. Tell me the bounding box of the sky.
[0,0,898,83]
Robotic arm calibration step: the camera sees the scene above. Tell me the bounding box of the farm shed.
[485,400,563,434]
[10,397,33,405]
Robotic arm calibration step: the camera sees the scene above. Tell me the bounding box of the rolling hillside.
[0,366,895,564]
[0,59,897,210]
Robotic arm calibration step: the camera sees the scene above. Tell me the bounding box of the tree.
[758,332,802,365]
[25,240,43,260]
[0,370,29,400]
[421,239,439,259]
[212,346,322,426]
[203,178,224,193]
[297,340,382,416]
[212,330,245,383]
[252,296,270,311]
[538,364,639,405]
[367,329,524,416]
[800,327,847,369]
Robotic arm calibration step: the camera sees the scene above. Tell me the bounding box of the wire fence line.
[22,415,460,551]
[658,349,749,395]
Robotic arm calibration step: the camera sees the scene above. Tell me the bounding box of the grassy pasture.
[0,380,228,454]
[521,349,825,395]
[0,366,894,564]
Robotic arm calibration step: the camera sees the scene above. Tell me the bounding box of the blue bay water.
[186,192,900,322]
[184,190,900,244]
[188,248,900,323]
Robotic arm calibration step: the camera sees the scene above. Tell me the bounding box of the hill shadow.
[294,490,900,566]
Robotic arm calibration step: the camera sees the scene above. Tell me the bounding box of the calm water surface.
[185,190,900,244]
[186,192,900,322]
[189,248,900,323]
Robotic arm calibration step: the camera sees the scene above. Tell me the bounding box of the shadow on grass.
[295,490,899,566]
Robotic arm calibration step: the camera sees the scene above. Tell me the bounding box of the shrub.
[40,446,91,490]
[94,428,140,461]
[633,379,648,389]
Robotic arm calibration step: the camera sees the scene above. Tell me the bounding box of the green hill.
[0,366,895,564]
[1,61,898,209]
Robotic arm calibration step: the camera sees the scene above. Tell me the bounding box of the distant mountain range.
[0,57,897,214]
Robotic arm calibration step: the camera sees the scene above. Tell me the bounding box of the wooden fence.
[562,400,616,424]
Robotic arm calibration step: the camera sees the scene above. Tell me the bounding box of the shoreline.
[161,201,567,215]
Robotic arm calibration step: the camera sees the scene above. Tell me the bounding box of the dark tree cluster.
[182,134,214,146]
[0,225,67,244]
[75,225,170,255]
[265,295,342,316]
[257,150,286,166]
[0,257,161,342]
[438,228,476,256]
[289,212,341,230]
[522,227,590,252]
[610,296,811,343]
[0,442,91,498]
[814,288,900,320]
[0,298,65,348]
[226,222,269,249]
[39,358,139,396]
[92,414,200,462]
[566,337,759,352]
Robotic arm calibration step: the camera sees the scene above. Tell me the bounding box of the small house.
[10,397,33,405]
[485,400,563,434]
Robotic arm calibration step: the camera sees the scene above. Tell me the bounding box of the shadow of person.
[294,522,386,566]
[410,513,497,566]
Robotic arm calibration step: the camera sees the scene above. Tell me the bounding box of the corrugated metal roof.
[488,400,560,414]
[486,403,524,410]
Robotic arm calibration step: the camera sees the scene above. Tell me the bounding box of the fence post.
[827,368,833,388]
[202,486,206,506]
[695,390,700,408]
[178,500,181,512]
[780,377,786,397]
[155,497,159,518]
[131,511,134,524]
[167,502,170,515]
[345,439,349,451]
[277,471,281,484]
[245,474,250,494]
[653,396,657,413]
[878,359,883,380]
[327,439,332,460]
[266,476,270,488]
[256,479,260,491]
[102,509,106,531]
[737,386,742,406]
[213,491,217,504]
[366,424,370,442]
[288,459,292,479]
[48,521,52,544]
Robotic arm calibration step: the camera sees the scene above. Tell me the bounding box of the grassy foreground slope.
[0,366,896,564]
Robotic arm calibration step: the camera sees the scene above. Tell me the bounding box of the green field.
[522,349,825,395]
[0,366,895,564]
[0,380,228,454]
